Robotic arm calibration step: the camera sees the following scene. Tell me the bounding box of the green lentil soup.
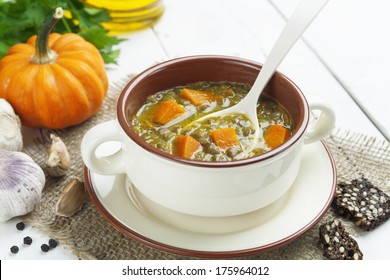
[132,81,293,161]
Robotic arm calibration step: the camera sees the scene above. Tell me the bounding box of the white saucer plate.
[84,141,336,258]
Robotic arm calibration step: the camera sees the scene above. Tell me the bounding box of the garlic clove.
[45,134,70,177]
[0,148,45,222]
[55,178,85,217]
[0,98,23,151]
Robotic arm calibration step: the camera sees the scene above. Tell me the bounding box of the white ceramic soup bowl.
[81,55,335,217]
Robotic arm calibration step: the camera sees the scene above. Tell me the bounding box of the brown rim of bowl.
[117,55,309,168]
[84,141,336,259]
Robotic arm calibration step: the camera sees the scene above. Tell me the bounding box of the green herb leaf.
[79,25,124,64]
[0,0,123,64]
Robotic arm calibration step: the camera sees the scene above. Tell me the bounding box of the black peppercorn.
[23,236,33,245]
[16,222,25,231]
[48,239,58,248]
[41,244,50,252]
[10,246,19,254]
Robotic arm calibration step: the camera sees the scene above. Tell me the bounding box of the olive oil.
[80,0,164,33]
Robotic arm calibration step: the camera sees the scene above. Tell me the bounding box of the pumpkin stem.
[31,7,64,64]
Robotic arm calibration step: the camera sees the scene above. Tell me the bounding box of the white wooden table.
[1,0,389,260]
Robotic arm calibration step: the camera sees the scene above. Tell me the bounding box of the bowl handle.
[81,120,127,175]
[304,94,336,144]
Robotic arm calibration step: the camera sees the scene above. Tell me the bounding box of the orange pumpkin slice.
[210,127,240,150]
[264,125,290,149]
[176,135,201,158]
[181,88,214,106]
[153,101,185,125]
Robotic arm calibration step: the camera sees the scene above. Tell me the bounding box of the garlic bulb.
[0,98,23,151]
[45,134,70,177]
[0,149,45,222]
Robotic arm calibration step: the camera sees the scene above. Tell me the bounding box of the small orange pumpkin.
[0,7,108,129]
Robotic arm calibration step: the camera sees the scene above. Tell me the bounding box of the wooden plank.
[152,0,267,59]
[0,0,387,261]
[271,0,390,260]
[106,28,169,82]
[152,0,384,139]
[271,0,390,140]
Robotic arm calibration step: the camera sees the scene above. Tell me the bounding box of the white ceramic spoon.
[186,0,330,137]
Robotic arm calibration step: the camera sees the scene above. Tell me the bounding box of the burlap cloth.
[22,77,390,260]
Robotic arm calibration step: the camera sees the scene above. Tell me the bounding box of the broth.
[132,81,292,161]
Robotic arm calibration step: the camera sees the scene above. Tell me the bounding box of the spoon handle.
[180,0,330,131]
[247,0,330,105]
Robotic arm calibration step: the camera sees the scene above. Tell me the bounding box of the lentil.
[132,81,293,161]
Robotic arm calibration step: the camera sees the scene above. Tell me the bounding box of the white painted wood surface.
[272,0,390,140]
[1,0,389,260]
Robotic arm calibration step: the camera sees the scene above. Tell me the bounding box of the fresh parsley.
[0,0,124,64]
